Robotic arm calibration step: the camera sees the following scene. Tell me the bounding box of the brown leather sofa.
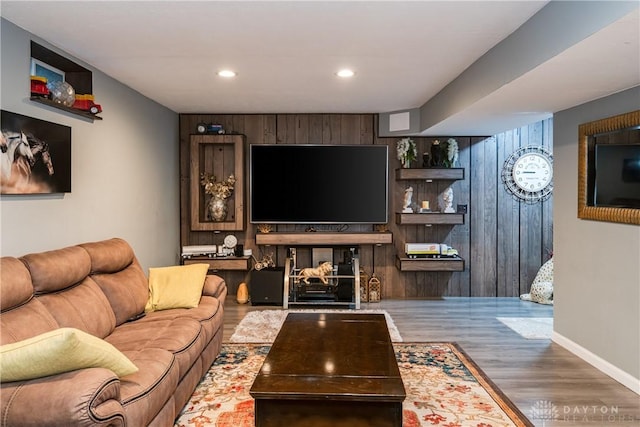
[0,238,227,426]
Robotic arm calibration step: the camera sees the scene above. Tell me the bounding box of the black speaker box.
[250,267,284,305]
[336,263,354,302]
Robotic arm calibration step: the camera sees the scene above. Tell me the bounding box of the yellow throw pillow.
[0,328,138,383]
[145,263,209,312]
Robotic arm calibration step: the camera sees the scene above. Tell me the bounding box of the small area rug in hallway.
[497,317,553,339]
[175,343,532,427]
[229,309,403,343]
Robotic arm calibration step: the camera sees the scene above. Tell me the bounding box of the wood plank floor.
[222,297,639,427]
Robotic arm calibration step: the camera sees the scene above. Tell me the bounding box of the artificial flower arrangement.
[446,138,459,167]
[200,173,236,199]
[396,137,417,168]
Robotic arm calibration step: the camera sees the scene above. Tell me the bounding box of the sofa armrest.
[1,368,125,427]
[202,274,227,300]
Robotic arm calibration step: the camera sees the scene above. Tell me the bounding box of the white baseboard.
[552,331,640,395]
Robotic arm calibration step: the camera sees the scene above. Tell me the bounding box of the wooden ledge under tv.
[255,231,393,246]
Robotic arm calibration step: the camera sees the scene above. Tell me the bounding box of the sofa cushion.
[145,264,209,312]
[80,238,136,274]
[0,258,33,312]
[91,264,149,326]
[118,348,180,427]
[142,296,222,345]
[21,245,91,294]
[0,327,138,382]
[0,298,60,346]
[107,317,204,379]
[21,245,117,338]
[36,277,116,339]
[81,238,150,326]
[0,257,59,345]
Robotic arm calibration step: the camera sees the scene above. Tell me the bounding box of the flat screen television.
[594,143,640,208]
[250,144,388,224]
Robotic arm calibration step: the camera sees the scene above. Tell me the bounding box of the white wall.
[553,86,640,392]
[1,19,180,272]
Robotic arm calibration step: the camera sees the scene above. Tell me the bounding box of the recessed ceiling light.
[336,69,355,78]
[218,70,237,78]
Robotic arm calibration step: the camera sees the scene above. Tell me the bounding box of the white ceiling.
[1,1,639,136]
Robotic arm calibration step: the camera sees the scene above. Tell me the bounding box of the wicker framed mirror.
[577,110,640,225]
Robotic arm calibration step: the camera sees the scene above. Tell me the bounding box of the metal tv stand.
[283,247,361,309]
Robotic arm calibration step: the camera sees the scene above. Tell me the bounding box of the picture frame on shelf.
[30,58,64,84]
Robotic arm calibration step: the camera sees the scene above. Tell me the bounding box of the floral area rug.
[175,343,532,427]
[229,309,403,343]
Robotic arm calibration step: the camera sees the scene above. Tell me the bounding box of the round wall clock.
[501,146,553,203]
[223,234,237,250]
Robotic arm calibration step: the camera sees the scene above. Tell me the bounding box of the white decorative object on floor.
[497,317,553,339]
[521,257,554,305]
[230,309,403,343]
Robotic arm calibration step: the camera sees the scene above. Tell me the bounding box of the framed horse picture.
[1,110,71,194]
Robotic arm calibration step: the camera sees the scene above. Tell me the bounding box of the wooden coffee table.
[250,313,406,427]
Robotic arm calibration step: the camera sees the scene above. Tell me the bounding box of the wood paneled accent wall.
[179,114,553,298]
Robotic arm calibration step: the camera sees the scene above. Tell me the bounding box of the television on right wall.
[578,110,640,225]
[593,143,640,208]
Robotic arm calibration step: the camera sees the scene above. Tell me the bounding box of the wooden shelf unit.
[395,167,466,272]
[189,134,245,231]
[395,255,465,272]
[255,232,393,246]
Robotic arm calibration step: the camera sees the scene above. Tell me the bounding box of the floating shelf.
[395,255,465,272]
[30,41,102,121]
[396,212,465,225]
[30,97,102,121]
[256,232,393,246]
[395,168,464,181]
[182,256,251,271]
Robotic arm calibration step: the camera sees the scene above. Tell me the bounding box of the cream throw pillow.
[0,328,138,383]
[145,263,209,312]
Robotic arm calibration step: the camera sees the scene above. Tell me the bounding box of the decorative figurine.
[298,261,333,285]
[236,282,249,304]
[257,224,273,233]
[430,140,443,167]
[422,152,431,168]
[441,186,455,213]
[402,186,414,213]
